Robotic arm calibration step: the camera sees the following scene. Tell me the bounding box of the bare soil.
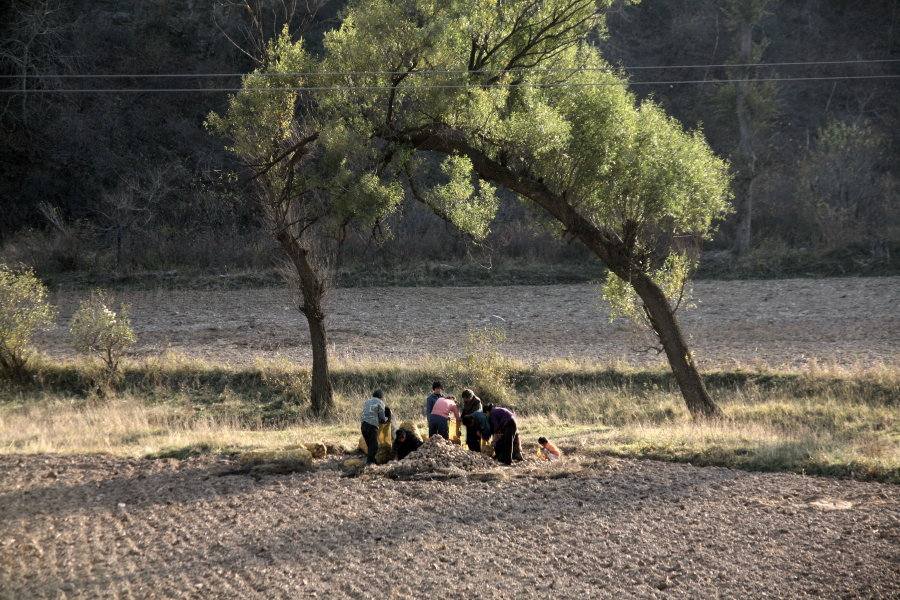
[2,452,898,599]
[38,277,899,370]
[7,277,898,598]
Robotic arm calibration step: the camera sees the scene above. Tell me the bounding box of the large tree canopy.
[208,30,403,416]
[217,0,733,417]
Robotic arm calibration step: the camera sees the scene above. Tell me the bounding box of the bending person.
[461,409,491,451]
[484,404,523,465]
[428,394,460,441]
[390,429,422,461]
[459,389,483,451]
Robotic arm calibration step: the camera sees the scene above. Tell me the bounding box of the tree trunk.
[304,295,333,417]
[734,18,756,257]
[733,173,754,256]
[631,273,723,418]
[276,230,334,417]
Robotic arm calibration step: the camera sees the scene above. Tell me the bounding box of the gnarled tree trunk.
[276,230,334,417]
[396,130,723,419]
[630,272,723,418]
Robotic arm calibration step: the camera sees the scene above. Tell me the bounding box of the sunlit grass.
[0,354,896,482]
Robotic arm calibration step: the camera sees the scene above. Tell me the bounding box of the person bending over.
[484,404,523,465]
[459,389,483,451]
[429,394,460,441]
[538,437,562,461]
[390,429,422,460]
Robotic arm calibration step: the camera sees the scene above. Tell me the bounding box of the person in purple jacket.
[483,404,523,465]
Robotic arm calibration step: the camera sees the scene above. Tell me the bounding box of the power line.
[0,58,897,80]
[0,74,896,93]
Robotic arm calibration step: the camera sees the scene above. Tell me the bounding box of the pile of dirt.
[376,435,499,479]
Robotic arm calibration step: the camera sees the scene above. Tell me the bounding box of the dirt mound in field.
[377,435,499,479]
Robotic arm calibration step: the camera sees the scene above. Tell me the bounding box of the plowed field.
[37,277,899,370]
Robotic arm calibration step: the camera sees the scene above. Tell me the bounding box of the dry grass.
[0,355,896,481]
[0,393,358,458]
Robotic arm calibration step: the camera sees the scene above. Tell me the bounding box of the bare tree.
[0,0,70,127]
[214,0,334,67]
[96,169,170,271]
[719,0,779,256]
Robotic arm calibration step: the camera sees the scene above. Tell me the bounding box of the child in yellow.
[538,437,562,461]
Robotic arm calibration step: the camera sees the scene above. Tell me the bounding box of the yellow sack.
[377,422,393,447]
[480,439,495,457]
[359,423,394,461]
[397,420,423,441]
[304,442,327,458]
[238,448,312,464]
[448,418,461,445]
[375,423,393,464]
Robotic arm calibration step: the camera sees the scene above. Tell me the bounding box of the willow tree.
[313,0,732,417]
[207,33,403,416]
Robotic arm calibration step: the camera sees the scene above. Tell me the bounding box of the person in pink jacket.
[428,395,460,441]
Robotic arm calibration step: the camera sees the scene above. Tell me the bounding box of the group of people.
[359,381,562,465]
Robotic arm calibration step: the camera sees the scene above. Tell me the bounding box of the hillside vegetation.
[1,0,896,282]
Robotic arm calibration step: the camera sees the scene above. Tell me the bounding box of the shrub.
[256,358,312,406]
[0,265,57,379]
[69,290,137,375]
[450,326,513,404]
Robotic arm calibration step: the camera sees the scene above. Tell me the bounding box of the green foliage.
[68,289,137,375]
[0,265,56,379]
[449,326,514,404]
[421,154,499,240]
[316,0,731,309]
[213,0,733,331]
[603,252,694,327]
[206,29,404,241]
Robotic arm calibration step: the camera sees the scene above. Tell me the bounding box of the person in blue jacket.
[424,381,445,418]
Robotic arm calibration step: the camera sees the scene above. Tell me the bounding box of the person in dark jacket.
[424,381,445,418]
[459,389,483,451]
[483,404,523,465]
[390,428,422,460]
[461,409,491,449]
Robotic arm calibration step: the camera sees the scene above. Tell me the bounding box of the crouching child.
[390,428,422,461]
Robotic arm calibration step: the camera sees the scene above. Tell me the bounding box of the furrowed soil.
[37,277,899,369]
[1,453,897,599]
[6,277,899,598]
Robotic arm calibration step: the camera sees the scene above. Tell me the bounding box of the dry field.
[1,453,897,599]
[4,277,898,598]
[38,277,899,370]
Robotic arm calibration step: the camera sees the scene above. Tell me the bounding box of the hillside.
[1,0,896,280]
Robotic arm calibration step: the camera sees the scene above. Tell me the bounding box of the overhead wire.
[0,74,896,93]
[0,57,897,80]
